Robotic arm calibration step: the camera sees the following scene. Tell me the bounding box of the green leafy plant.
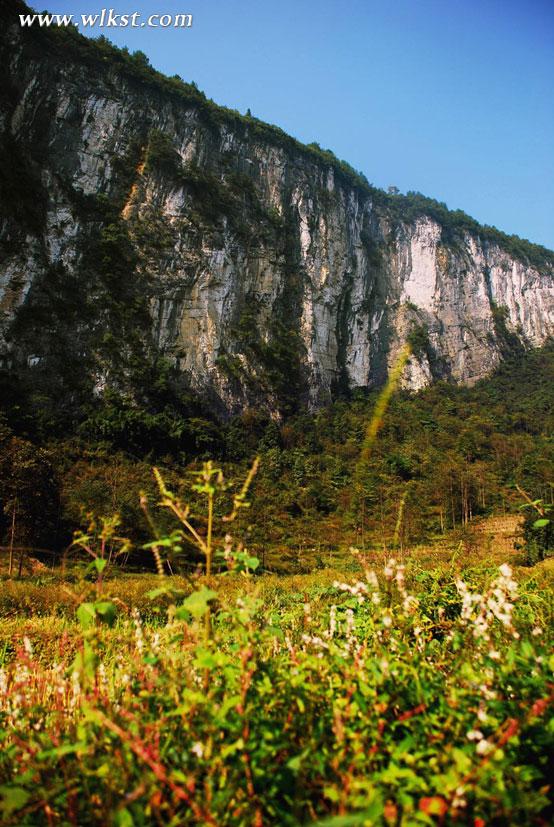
[517,484,553,564]
[0,557,552,825]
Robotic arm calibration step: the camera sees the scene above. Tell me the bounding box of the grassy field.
[0,513,552,826]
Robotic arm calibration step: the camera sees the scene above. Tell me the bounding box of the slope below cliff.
[1,2,553,425]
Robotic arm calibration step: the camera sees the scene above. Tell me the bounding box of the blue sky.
[50,0,554,249]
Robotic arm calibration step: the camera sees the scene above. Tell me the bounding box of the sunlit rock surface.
[1,11,553,416]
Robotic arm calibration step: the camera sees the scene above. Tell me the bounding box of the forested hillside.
[1,342,552,565]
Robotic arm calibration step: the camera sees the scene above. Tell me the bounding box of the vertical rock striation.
[1,5,553,419]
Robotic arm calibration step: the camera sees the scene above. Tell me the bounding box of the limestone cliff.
[1,3,553,420]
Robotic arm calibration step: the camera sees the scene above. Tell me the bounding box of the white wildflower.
[366,571,379,589]
[70,670,81,709]
[223,534,233,560]
[479,684,497,700]
[132,608,144,654]
[476,739,494,755]
[477,705,488,723]
[383,559,396,579]
[301,634,329,651]
[403,595,419,613]
[452,785,467,809]
[328,605,337,639]
[345,608,355,640]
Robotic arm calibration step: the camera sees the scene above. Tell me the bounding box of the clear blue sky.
[51,0,554,250]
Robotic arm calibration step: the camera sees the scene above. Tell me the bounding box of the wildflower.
[382,614,392,628]
[366,571,379,589]
[132,608,144,654]
[223,534,233,560]
[345,608,355,640]
[96,663,108,692]
[467,729,484,741]
[70,671,81,709]
[532,627,542,636]
[328,605,337,639]
[479,684,496,700]
[452,785,467,809]
[332,581,368,601]
[383,559,396,579]
[395,565,405,587]
[476,739,494,756]
[23,637,33,656]
[403,595,419,613]
[191,742,204,758]
[301,634,329,650]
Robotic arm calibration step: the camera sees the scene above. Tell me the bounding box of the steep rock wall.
[1,10,553,419]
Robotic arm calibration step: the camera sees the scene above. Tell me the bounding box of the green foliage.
[242,343,553,552]
[0,559,552,824]
[406,323,431,359]
[520,496,553,565]
[490,302,525,356]
[143,129,181,177]
[0,418,61,549]
[227,298,305,417]
[78,395,189,456]
[146,458,259,583]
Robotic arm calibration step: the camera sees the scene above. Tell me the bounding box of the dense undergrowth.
[0,556,552,825]
[0,366,552,825]
[0,457,552,825]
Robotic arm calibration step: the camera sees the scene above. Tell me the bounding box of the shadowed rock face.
[1,12,553,418]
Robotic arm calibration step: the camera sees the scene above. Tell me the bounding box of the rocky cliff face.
[1,6,553,420]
